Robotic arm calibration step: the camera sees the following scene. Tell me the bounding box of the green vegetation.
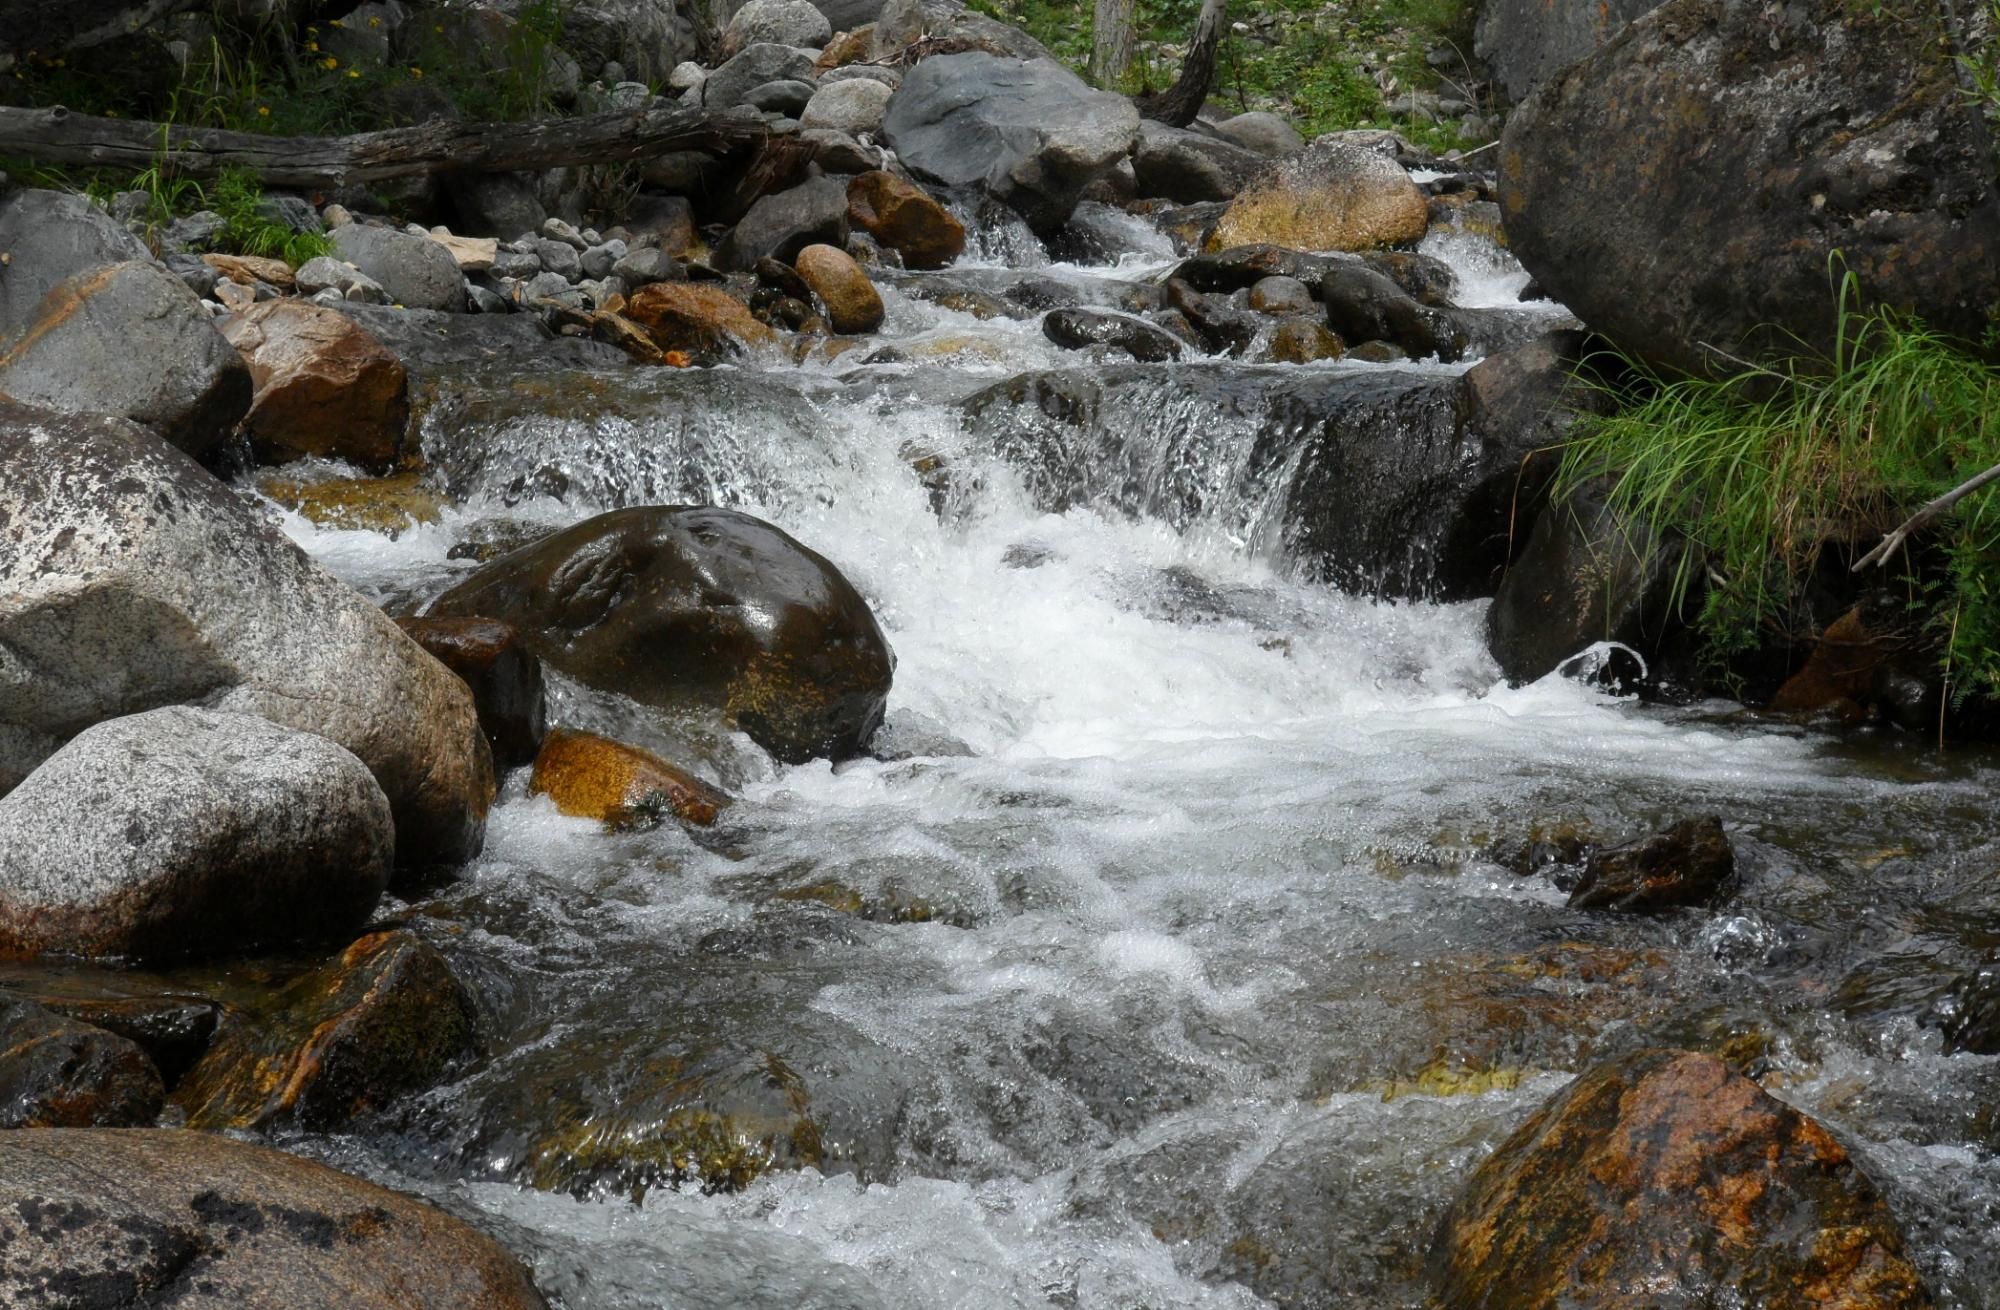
[1557,285,2000,700]
[965,0,1490,151]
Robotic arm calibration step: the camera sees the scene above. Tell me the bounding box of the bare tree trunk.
[0,103,765,190]
[1136,0,1228,128]
[1091,0,1138,87]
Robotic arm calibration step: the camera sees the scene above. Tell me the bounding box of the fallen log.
[0,103,769,190]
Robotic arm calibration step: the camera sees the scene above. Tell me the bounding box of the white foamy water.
[279,215,2000,1310]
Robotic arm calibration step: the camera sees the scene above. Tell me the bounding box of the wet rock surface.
[1206,137,1429,254]
[1567,814,1734,911]
[0,708,392,962]
[529,727,733,828]
[0,996,164,1127]
[846,170,966,269]
[394,616,550,769]
[430,506,895,762]
[1430,1048,1933,1309]
[0,1129,549,1309]
[221,299,411,470]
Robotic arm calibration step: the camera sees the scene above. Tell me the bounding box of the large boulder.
[0,401,495,867]
[1475,0,1663,102]
[0,708,393,962]
[0,1129,548,1309]
[1205,136,1429,253]
[800,75,895,135]
[560,0,699,82]
[881,52,1141,234]
[702,42,819,111]
[0,188,150,332]
[1132,120,1266,204]
[174,929,476,1130]
[329,223,468,312]
[1500,0,2000,375]
[220,299,411,470]
[847,170,966,269]
[1430,1048,1932,1309]
[715,176,852,272]
[0,259,250,459]
[723,0,833,57]
[429,506,896,763]
[0,997,164,1127]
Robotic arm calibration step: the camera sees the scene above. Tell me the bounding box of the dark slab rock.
[0,997,164,1127]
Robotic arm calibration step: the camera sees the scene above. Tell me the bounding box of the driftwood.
[1853,459,2000,571]
[0,103,768,190]
[1136,0,1228,127]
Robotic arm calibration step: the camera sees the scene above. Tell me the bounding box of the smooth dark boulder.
[0,258,251,458]
[1568,815,1734,911]
[1131,120,1266,204]
[1475,0,1663,101]
[881,52,1140,234]
[1485,476,1693,684]
[1041,308,1183,362]
[716,176,852,273]
[1319,262,1454,360]
[0,401,495,868]
[429,507,895,763]
[1500,0,2000,374]
[0,708,393,962]
[0,997,164,1127]
[394,616,549,769]
[702,41,819,111]
[1430,1048,1932,1309]
[0,1129,549,1308]
[1927,961,2000,1055]
[174,929,477,1131]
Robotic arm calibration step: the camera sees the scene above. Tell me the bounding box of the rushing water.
[274,212,2000,1309]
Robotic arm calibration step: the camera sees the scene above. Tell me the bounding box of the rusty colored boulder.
[793,243,885,334]
[174,930,476,1131]
[1430,1047,1932,1309]
[203,252,296,290]
[429,506,895,763]
[1567,814,1733,912]
[0,1129,548,1308]
[622,281,775,365]
[221,299,411,470]
[529,727,732,828]
[0,996,164,1127]
[846,170,966,270]
[1205,137,1429,254]
[395,616,548,768]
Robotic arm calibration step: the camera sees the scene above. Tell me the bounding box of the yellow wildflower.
[306,41,318,51]
[258,105,270,116]
[367,15,382,26]
[348,69,360,78]
[322,56,338,70]
[409,66,423,78]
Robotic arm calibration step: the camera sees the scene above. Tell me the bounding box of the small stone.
[612,247,684,288]
[1247,274,1312,314]
[793,242,884,334]
[668,60,707,92]
[580,242,621,279]
[541,216,588,250]
[1568,815,1734,911]
[467,284,510,314]
[321,203,355,227]
[535,238,583,280]
[395,617,547,767]
[530,727,733,828]
[431,233,499,272]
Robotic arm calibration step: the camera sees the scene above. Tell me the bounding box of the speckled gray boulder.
[0,259,250,459]
[723,0,831,58]
[328,223,467,311]
[701,42,817,111]
[0,400,494,869]
[0,707,392,961]
[800,76,893,135]
[0,189,149,333]
[881,53,1140,234]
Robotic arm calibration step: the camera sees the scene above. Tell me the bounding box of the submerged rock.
[1567,814,1734,911]
[0,708,393,962]
[221,299,411,470]
[0,401,494,868]
[429,507,895,763]
[1041,307,1183,362]
[1205,137,1428,254]
[1430,1048,1932,1309]
[881,52,1140,234]
[174,929,476,1131]
[0,997,164,1127]
[0,1129,548,1308]
[0,259,251,459]
[1500,0,2000,374]
[529,727,733,828]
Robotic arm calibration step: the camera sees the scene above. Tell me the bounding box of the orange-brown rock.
[173,929,476,1131]
[529,727,732,829]
[0,1129,548,1308]
[202,252,296,290]
[816,25,875,71]
[1205,137,1428,253]
[395,616,548,768]
[1769,604,1908,718]
[1429,1048,1932,1310]
[846,170,965,270]
[793,243,885,334]
[1567,814,1733,912]
[622,281,775,365]
[221,299,409,469]
[1266,317,1344,363]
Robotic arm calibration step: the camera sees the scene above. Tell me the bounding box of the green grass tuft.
[1556,278,2000,699]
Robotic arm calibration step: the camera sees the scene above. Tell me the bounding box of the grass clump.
[1557,287,2000,699]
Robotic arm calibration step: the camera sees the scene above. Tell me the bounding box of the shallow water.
[277,216,2000,1309]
